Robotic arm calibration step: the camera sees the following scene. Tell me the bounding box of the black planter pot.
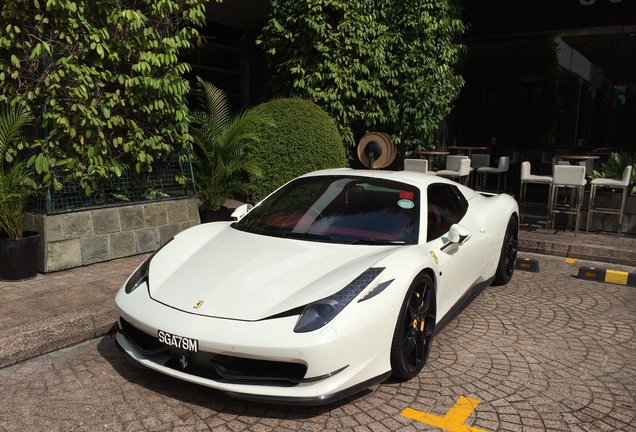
[199,207,232,223]
[0,231,40,281]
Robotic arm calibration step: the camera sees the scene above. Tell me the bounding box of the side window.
[426,183,469,241]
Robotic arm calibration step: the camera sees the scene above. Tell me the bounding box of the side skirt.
[434,277,494,335]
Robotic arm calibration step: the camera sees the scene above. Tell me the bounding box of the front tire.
[390,273,436,380]
[493,215,518,286]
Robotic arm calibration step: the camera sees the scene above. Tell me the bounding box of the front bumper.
[114,286,397,405]
[115,329,388,405]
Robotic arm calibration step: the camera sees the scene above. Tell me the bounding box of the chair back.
[553,165,586,186]
[457,158,471,177]
[578,159,595,175]
[541,151,552,164]
[621,165,633,186]
[552,157,570,168]
[497,156,510,172]
[404,159,429,173]
[470,154,490,169]
[520,161,531,181]
[445,155,468,171]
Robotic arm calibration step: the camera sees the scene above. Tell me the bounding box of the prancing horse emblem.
[193,300,204,309]
[179,355,188,369]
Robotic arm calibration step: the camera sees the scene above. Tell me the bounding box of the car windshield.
[234,175,420,245]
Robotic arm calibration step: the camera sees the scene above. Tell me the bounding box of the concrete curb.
[0,305,116,369]
[518,237,636,267]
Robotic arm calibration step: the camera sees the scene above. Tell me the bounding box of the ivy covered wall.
[0,0,209,196]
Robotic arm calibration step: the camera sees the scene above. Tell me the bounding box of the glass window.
[426,183,469,241]
[235,176,420,245]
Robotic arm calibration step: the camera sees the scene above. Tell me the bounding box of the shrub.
[246,98,348,201]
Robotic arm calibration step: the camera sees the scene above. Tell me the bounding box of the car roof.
[299,168,479,199]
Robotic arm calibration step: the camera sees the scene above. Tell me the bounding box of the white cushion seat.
[519,161,553,223]
[548,165,587,235]
[477,156,510,192]
[436,158,471,185]
[586,165,632,234]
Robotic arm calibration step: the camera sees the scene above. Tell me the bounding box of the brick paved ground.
[1,253,634,431]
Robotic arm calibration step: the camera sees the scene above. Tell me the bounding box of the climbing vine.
[0,0,209,194]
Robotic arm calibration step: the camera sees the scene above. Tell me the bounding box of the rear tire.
[493,216,518,286]
[390,273,436,380]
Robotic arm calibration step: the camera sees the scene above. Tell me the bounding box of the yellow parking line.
[401,396,487,432]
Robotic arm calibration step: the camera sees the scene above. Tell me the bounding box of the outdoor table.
[412,150,449,161]
[555,154,601,163]
[412,151,449,170]
[447,146,491,157]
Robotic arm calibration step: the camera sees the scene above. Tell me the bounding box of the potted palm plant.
[189,77,269,222]
[0,104,40,281]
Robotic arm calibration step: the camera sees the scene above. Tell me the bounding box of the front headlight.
[124,238,173,294]
[124,257,151,294]
[293,268,385,333]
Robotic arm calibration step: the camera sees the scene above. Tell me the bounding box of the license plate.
[158,330,198,352]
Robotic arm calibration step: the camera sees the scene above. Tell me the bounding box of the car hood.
[147,223,399,321]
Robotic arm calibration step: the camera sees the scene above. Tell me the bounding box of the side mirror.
[441,224,472,252]
[231,203,254,221]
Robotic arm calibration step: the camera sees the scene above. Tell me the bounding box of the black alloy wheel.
[493,216,518,286]
[390,273,436,380]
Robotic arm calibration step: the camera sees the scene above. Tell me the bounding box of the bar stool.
[586,165,632,234]
[433,154,467,177]
[436,158,471,185]
[404,159,436,175]
[442,155,468,170]
[519,161,552,223]
[540,151,553,175]
[548,165,587,235]
[578,159,595,176]
[477,156,509,192]
[469,154,490,188]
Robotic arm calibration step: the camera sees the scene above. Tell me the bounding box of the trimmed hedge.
[246,98,348,201]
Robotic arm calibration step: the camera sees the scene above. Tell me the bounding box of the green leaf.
[34,154,49,173]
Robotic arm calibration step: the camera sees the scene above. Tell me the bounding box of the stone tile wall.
[23,198,200,272]
[582,191,636,234]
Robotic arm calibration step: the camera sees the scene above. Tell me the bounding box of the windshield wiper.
[283,232,333,242]
[349,239,405,245]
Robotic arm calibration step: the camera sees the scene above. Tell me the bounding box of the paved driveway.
[1,253,635,431]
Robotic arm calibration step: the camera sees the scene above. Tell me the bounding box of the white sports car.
[115,168,519,405]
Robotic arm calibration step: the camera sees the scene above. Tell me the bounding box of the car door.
[425,183,486,320]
